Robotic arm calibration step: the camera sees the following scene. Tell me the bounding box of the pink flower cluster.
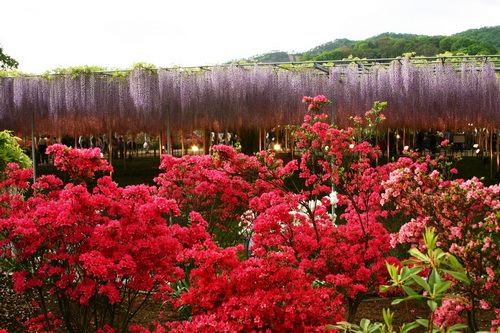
[302,95,331,112]
[381,154,500,330]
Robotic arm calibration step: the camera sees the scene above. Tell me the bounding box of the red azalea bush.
[46,144,113,182]
[166,238,345,332]
[155,145,296,247]
[0,153,211,332]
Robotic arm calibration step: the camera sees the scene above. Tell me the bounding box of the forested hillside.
[452,25,500,48]
[234,26,499,63]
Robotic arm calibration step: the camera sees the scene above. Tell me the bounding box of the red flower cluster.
[302,95,331,113]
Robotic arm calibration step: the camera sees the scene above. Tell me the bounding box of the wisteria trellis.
[0,60,498,136]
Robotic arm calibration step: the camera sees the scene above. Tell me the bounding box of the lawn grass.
[455,156,499,186]
[36,153,499,187]
[36,155,162,187]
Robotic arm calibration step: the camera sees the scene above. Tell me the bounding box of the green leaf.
[402,285,419,297]
[435,281,452,294]
[427,299,438,311]
[448,324,469,331]
[360,318,371,330]
[385,262,399,281]
[325,322,356,331]
[423,227,438,251]
[392,295,423,304]
[379,285,393,293]
[441,293,470,305]
[441,269,470,284]
[408,248,428,262]
[400,266,422,281]
[428,270,438,286]
[434,248,447,261]
[382,308,393,326]
[446,254,463,270]
[411,274,430,292]
[402,259,422,265]
[415,318,429,327]
[399,322,421,333]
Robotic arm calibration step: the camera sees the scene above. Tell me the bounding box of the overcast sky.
[2,0,499,74]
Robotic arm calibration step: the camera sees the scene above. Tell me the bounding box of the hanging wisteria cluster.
[0,60,499,136]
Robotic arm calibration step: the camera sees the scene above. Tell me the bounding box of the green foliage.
[233,50,299,63]
[48,65,108,77]
[169,278,192,320]
[452,25,500,48]
[0,69,28,77]
[326,309,421,333]
[0,46,19,70]
[367,33,426,41]
[307,35,497,61]
[131,62,157,70]
[0,130,31,172]
[328,228,475,333]
[301,39,356,60]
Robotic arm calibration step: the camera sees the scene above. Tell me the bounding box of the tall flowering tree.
[1,59,498,138]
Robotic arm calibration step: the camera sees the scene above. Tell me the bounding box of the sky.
[1,0,499,74]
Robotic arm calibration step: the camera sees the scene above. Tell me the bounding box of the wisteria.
[0,60,499,136]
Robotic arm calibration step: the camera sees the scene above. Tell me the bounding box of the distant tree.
[413,36,442,55]
[393,39,416,55]
[234,51,295,64]
[452,25,500,48]
[366,32,425,40]
[240,28,499,64]
[350,40,378,58]
[0,46,19,70]
[301,38,356,60]
[312,47,351,61]
[377,37,395,58]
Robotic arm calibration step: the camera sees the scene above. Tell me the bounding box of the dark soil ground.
[1,274,496,332]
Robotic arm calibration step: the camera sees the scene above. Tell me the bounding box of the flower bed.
[0,97,498,332]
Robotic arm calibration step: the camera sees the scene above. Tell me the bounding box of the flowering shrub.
[46,144,113,184]
[0,130,31,172]
[0,148,212,332]
[382,154,500,330]
[167,242,345,332]
[331,227,472,333]
[1,96,498,332]
[287,97,401,319]
[302,94,331,112]
[155,144,297,247]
